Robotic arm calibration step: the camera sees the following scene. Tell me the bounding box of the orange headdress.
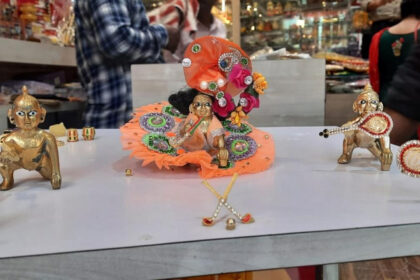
[182,36,267,122]
[182,36,253,98]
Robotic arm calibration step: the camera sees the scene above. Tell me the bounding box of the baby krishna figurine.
[121,36,274,178]
[0,86,61,190]
[320,84,393,171]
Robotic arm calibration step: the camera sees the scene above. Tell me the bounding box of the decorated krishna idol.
[120,36,274,178]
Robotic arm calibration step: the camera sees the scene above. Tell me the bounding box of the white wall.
[131,59,325,127]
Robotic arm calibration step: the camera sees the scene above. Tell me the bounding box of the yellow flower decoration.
[230,106,248,127]
[252,72,268,95]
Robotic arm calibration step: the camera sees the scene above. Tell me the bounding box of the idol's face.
[355,93,379,115]
[13,106,41,130]
[192,94,212,118]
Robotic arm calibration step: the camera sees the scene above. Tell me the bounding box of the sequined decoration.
[208,82,218,91]
[162,105,186,118]
[218,50,240,72]
[396,140,420,178]
[240,57,249,66]
[143,133,177,155]
[182,58,191,67]
[222,120,252,135]
[140,113,175,133]
[192,43,201,53]
[225,134,257,161]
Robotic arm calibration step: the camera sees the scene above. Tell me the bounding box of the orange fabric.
[183,36,252,98]
[120,102,275,178]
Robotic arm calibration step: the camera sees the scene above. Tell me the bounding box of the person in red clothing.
[369,0,420,101]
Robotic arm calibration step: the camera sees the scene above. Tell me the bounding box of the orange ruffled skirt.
[120,102,275,178]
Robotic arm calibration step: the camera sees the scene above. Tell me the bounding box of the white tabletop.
[0,127,419,261]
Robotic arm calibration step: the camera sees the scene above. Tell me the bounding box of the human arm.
[385,108,419,145]
[384,44,420,144]
[88,0,168,62]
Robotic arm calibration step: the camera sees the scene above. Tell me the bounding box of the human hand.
[164,26,180,53]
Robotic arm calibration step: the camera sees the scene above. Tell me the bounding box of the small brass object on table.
[0,86,62,191]
[125,169,133,176]
[67,128,79,142]
[226,218,236,230]
[82,127,95,141]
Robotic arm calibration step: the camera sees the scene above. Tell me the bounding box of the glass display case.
[240,0,354,56]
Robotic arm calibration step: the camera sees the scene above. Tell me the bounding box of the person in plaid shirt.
[74,0,179,128]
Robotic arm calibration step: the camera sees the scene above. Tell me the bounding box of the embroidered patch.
[140,113,175,133]
[162,105,186,118]
[225,134,257,161]
[142,133,177,155]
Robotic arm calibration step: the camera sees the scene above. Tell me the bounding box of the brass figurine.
[170,94,229,167]
[320,85,393,171]
[0,86,61,190]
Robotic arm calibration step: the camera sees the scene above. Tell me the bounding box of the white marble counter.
[0,127,419,279]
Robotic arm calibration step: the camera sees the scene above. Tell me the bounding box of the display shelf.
[240,0,352,55]
[0,37,76,66]
[0,128,419,279]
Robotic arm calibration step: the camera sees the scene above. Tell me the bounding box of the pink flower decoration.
[229,64,251,89]
[240,92,260,113]
[212,93,235,117]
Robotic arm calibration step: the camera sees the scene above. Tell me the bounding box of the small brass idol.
[169,94,229,167]
[319,84,393,171]
[0,86,62,190]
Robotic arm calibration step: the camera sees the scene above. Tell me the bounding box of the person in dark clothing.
[74,0,180,128]
[384,43,420,145]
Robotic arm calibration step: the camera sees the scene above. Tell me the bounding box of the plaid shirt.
[75,0,168,128]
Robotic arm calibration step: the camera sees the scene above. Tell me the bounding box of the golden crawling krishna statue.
[0,86,61,190]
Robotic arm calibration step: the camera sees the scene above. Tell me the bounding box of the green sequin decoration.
[208,82,217,91]
[216,91,224,100]
[147,116,166,128]
[222,120,252,135]
[192,44,201,53]
[143,133,176,155]
[162,105,186,118]
[241,57,248,66]
[230,139,249,156]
